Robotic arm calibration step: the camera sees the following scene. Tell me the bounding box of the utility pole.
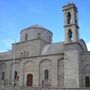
[12,41,16,86]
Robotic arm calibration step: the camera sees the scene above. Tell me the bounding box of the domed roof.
[28,24,45,29]
[20,24,53,35]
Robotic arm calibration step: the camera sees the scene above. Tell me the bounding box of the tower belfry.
[63,3,79,43]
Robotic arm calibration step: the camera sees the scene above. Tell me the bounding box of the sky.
[0,0,90,52]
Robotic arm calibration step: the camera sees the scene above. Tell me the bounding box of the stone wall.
[0,86,89,90]
[64,50,80,88]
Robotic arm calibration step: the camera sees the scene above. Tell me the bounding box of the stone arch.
[0,63,7,85]
[57,58,64,87]
[39,59,52,87]
[23,61,34,86]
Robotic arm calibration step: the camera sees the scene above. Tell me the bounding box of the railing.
[0,86,90,90]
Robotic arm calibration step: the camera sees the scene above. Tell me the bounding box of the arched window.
[21,51,29,57]
[44,70,49,80]
[37,33,41,39]
[0,63,6,80]
[2,72,5,80]
[49,36,51,43]
[75,13,77,24]
[27,51,29,57]
[68,29,73,41]
[85,76,90,87]
[24,51,26,57]
[21,52,23,57]
[67,12,71,24]
[25,33,28,40]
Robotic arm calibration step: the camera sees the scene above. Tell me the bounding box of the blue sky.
[0,0,90,52]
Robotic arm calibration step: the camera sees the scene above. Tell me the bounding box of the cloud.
[86,42,90,51]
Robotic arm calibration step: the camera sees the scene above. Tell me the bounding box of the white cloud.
[86,42,90,51]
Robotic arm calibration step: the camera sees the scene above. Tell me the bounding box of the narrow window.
[2,72,5,80]
[24,51,26,57]
[25,33,28,40]
[44,70,49,80]
[85,76,90,87]
[75,13,77,24]
[21,52,23,57]
[37,33,41,39]
[42,80,44,87]
[49,36,51,43]
[27,51,29,57]
[14,71,17,80]
[67,12,71,24]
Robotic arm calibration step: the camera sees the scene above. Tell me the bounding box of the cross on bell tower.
[63,3,79,43]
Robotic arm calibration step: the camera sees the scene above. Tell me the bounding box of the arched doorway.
[27,74,33,86]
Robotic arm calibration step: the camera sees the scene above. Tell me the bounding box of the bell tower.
[63,3,79,43]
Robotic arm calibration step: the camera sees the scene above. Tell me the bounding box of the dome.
[26,24,45,29]
[20,24,52,34]
[20,24,53,43]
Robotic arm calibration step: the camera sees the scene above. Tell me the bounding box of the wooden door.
[27,74,33,86]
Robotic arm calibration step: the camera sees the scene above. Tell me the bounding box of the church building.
[0,3,90,88]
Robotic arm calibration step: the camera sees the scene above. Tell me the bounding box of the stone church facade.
[0,3,90,88]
